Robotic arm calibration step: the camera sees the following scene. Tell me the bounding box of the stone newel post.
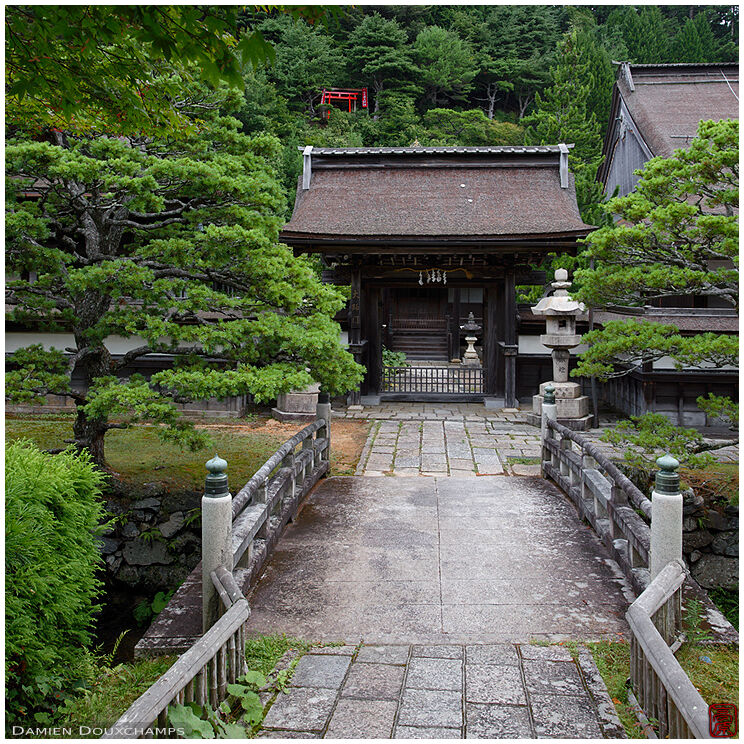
[202,455,233,633]
[650,454,683,580]
[540,383,557,477]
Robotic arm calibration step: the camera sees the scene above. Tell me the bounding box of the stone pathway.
[347,403,738,475]
[259,642,626,739]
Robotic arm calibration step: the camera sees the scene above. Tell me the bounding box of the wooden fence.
[102,568,249,738]
[542,417,653,593]
[626,561,709,738]
[381,365,483,396]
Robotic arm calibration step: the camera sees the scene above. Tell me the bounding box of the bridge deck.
[246,475,632,644]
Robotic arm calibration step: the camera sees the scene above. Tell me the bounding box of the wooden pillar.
[484,284,501,397]
[503,268,518,408]
[348,259,363,403]
[363,285,381,397]
[451,288,461,360]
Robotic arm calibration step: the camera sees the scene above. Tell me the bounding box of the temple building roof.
[281,146,593,248]
[599,62,739,184]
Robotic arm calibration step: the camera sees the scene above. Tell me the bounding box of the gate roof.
[281,146,593,251]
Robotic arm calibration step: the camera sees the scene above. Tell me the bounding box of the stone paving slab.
[246,476,631,644]
[259,642,625,739]
[350,403,738,475]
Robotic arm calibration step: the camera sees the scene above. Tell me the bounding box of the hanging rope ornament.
[418,271,423,286]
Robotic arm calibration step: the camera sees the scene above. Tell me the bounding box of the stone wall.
[98,485,202,592]
[682,490,738,591]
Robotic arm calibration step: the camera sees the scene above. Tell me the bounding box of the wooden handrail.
[102,600,250,738]
[626,561,709,739]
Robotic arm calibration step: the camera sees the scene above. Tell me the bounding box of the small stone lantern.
[528,269,591,429]
[461,312,481,366]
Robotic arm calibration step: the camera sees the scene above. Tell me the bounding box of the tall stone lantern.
[527,269,591,430]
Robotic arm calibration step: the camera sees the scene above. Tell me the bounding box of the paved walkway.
[246,477,631,644]
[347,403,738,475]
[259,642,626,739]
[249,475,631,738]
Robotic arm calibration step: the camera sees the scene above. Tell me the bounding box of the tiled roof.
[282,148,592,241]
[618,63,739,157]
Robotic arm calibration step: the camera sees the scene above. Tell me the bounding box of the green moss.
[709,587,739,630]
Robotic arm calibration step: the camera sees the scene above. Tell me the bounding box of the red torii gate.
[320,88,368,116]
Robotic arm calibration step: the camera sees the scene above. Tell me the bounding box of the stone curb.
[577,646,627,739]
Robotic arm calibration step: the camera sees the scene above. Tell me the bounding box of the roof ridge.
[299,145,574,155]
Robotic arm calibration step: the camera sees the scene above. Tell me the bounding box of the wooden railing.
[626,561,709,738]
[231,417,330,571]
[117,405,331,737]
[382,365,483,396]
[542,418,653,593]
[103,568,250,738]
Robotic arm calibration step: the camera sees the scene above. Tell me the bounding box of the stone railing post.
[202,455,233,633]
[540,383,557,477]
[650,454,683,581]
[316,392,331,464]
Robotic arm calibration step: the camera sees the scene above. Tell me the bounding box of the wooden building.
[596,62,739,426]
[280,146,593,405]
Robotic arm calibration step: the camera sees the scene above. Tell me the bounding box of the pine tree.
[346,14,419,119]
[6,82,362,467]
[414,26,477,107]
[692,10,718,61]
[675,17,706,63]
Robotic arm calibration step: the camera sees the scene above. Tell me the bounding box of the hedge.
[6,440,106,722]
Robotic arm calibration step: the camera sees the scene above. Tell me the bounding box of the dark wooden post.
[484,283,500,397]
[451,288,461,360]
[503,268,518,408]
[362,285,381,397]
[348,259,362,405]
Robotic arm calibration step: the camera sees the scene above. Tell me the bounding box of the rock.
[724,504,739,517]
[706,510,734,531]
[122,521,139,539]
[115,563,190,592]
[711,532,739,557]
[98,537,121,555]
[682,530,714,551]
[132,497,161,511]
[133,509,156,522]
[682,490,705,515]
[123,537,174,566]
[690,550,702,563]
[159,512,185,539]
[106,554,123,573]
[691,554,738,590]
[683,517,699,532]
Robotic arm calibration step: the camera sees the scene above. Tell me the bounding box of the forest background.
[237,5,738,224]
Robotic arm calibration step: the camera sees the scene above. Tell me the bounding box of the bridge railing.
[102,567,250,738]
[106,396,332,738]
[541,414,653,593]
[626,560,709,738]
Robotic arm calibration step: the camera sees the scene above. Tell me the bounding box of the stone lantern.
[461,312,481,366]
[527,269,591,430]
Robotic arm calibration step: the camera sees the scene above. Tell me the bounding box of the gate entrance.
[381,363,484,401]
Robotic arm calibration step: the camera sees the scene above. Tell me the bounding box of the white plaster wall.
[518,335,588,356]
[6,333,179,356]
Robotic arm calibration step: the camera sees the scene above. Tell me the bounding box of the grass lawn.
[5,413,369,493]
[589,640,739,738]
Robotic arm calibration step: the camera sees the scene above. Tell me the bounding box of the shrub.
[5,441,106,723]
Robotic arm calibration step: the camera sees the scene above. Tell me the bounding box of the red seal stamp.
[710,703,738,738]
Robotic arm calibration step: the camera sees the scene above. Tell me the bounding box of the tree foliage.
[5,5,335,135]
[573,119,738,435]
[6,83,363,465]
[576,119,739,311]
